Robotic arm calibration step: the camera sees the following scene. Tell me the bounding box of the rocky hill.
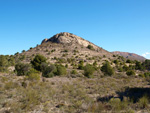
[42,32,107,52]
[21,32,113,64]
[112,51,146,61]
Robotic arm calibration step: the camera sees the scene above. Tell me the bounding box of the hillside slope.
[21,32,113,64]
[112,51,146,61]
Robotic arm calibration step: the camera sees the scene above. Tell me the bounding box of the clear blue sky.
[0,0,150,59]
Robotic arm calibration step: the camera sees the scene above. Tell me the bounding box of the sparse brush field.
[0,73,150,113]
[0,33,150,113]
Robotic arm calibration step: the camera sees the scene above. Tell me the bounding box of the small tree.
[15,63,31,76]
[31,54,47,71]
[84,64,95,78]
[42,64,57,78]
[101,61,114,76]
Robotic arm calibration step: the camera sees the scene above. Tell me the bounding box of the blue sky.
[0,0,150,59]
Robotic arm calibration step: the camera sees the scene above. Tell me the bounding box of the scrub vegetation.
[0,32,150,112]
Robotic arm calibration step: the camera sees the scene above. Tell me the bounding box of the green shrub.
[19,55,26,61]
[27,68,41,81]
[71,70,78,74]
[114,60,119,65]
[57,58,66,63]
[139,74,145,78]
[84,64,95,78]
[87,45,94,50]
[31,54,47,71]
[63,49,68,52]
[138,95,149,108]
[109,98,128,111]
[56,65,67,76]
[15,52,19,55]
[51,49,56,52]
[123,65,129,71]
[101,61,114,76]
[93,61,97,67]
[135,61,143,70]
[142,60,150,70]
[144,72,150,77]
[27,73,40,81]
[22,50,26,53]
[128,65,135,70]
[42,64,67,77]
[15,63,31,76]
[65,64,68,68]
[126,59,132,63]
[113,55,116,57]
[78,60,84,70]
[42,64,57,78]
[118,66,123,72]
[8,57,15,66]
[126,70,135,76]
[0,55,8,72]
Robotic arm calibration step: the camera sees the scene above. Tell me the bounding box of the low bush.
[78,60,84,70]
[15,63,31,76]
[42,64,67,77]
[84,64,95,78]
[114,60,119,65]
[42,64,57,78]
[27,73,40,81]
[31,54,47,71]
[0,55,8,72]
[126,70,135,76]
[126,59,132,63]
[27,68,41,81]
[138,95,149,108]
[101,61,114,76]
[139,74,145,78]
[56,65,67,76]
[71,70,78,74]
[87,45,94,50]
[144,72,150,77]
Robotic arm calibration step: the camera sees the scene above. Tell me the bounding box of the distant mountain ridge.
[20,32,146,63]
[112,51,146,61]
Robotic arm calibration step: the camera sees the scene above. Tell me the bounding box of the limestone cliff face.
[41,32,101,51]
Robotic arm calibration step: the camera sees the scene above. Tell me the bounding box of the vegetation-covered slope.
[0,32,150,112]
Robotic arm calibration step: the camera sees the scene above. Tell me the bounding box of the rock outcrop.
[41,32,101,50]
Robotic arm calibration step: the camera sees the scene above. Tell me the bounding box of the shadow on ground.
[97,87,150,103]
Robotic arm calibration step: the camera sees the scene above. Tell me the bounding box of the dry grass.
[0,73,150,113]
